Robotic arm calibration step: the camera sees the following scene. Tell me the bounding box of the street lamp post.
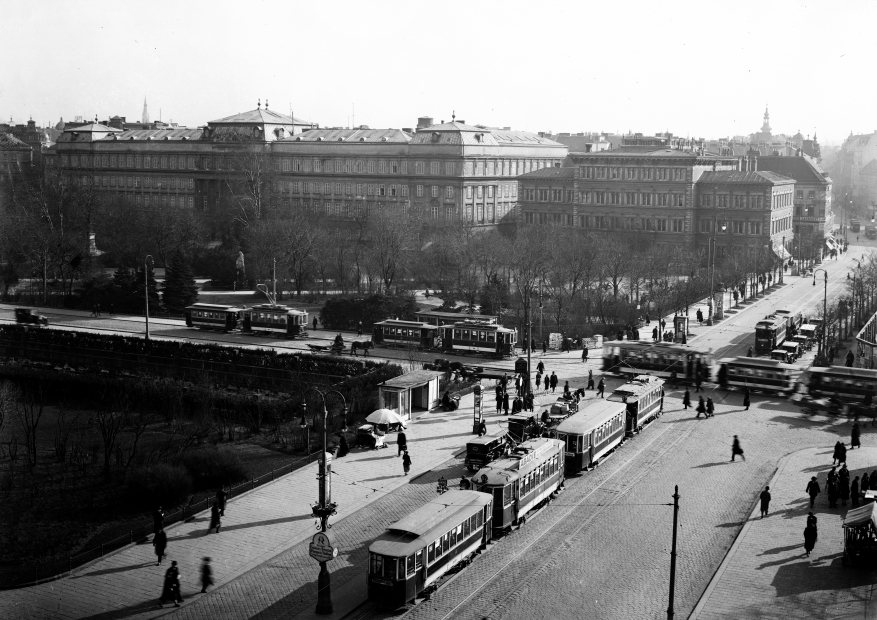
[780,235,785,284]
[814,268,829,365]
[144,255,153,340]
[300,388,348,615]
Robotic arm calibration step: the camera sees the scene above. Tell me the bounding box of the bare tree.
[277,211,320,296]
[12,382,44,468]
[94,390,130,481]
[365,208,414,293]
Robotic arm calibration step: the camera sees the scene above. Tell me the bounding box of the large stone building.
[756,154,832,238]
[0,132,32,173]
[44,106,567,225]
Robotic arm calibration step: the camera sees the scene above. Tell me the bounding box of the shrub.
[180,447,249,491]
[125,464,193,510]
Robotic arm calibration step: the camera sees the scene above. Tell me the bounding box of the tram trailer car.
[805,366,877,404]
[440,320,517,358]
[185,303,244,331]
[717,357,801,394]
[555,399,627,474]
[602,341,711,383]
[775,309,804,333]
[607,374,665,436]
[241,304,308,337]
[372,319,438,349]
[367,490,492,608]
[754,316,788,354]
[473,438,564,531]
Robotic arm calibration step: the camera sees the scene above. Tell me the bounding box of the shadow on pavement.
[760,543,806,556]
[692,461,730,469]
[167,513,314,541]
[770,554,868,597]
[79,598,166,620]
[73,561,156,579]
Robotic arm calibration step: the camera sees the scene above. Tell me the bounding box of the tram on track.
[184,303,244,331]
[716,357,802,394]
[242,304,309,337]
[754,316,788,354]
[439,320,517,358]
[601,341,711,382]
[555,399,627,474]
[607,374,665,436]
[804,366,877,404]
[372,319,438,349]
[367,490,493,607]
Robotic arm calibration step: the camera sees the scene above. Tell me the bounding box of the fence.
[0,447,325,589]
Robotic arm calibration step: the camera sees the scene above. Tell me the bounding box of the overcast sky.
[1,0,874,145]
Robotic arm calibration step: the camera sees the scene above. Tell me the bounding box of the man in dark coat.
[696,308,703,323]
[597,378,605,398]
[806,476,820,508]
[337,433,349,457]
[652,326,659,342]
[852,420,862,449]
[543,374,549,391]
[216,488,228,517]
[852,476,861,506]
[511,397,522,415]
[731,435,744,461]
[153,506,165,538]
[402,450,412,475]
[862,471,870,493]
[706,397,715,418]
[537,360,545,374]
[682,389,691,410]
[587,370,595,391]
[759,486,771,518]
[803,524,817,557]
[209,502,221,534]
[313,317,318,331]
[478,419,487,437]
[397,430,407,457]
[200,557,213,594]
[159,561,183,607]
[582,347,588,363]
[696,396,706,418]
[833,441,845,466]
[549,372,558,393]
[153,528,168,565]
[524,393,534,412]
[743,387,751,411]
[503,393,510,416]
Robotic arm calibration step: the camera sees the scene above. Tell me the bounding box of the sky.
[1,0,875,145]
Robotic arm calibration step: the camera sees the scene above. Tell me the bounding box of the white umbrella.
[366,409,406,426]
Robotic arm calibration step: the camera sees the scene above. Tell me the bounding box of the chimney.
[416,116,433,129]
[750,155,758,172]
[738,156,745,171]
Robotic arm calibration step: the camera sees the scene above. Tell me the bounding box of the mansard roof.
[519,166,576,180]
[698,170,794,185]
[756,155,831,185]
[281,128,411,143]
[209,108,311,126]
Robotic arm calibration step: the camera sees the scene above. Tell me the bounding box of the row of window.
[580,166,687,181]
[62,154,197,170]
[273,182,518,200]
[771,216,792,234]
[89,176,195,190]
[425,508,485,565]
[699,219,763,235]
[796,190,819,200]
[129,194,194,208]
[519,454,560,497]
[700,194,766,209]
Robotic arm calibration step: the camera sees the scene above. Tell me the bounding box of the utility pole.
[667,485,680,620]
[539,281,543,348]
[144,255,153,340]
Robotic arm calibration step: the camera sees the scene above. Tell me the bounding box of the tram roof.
[415,310,497,321]
[809,366,877,379]
[612,341,710,355]
[373,319,434,328]
[717,357,799,370]
[247,304,307,314]
[556,399,627,435]
[607,375,665,401]
[445,320,515,332]
[369,490,491,556]
[473,438,563,483]
[186,303,245,311]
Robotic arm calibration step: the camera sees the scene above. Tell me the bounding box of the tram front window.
[369,554,398,580]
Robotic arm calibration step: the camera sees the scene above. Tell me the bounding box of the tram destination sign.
[309,532,338,563]
[518,441,552,467]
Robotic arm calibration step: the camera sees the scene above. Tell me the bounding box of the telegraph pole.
[667,485,680,620]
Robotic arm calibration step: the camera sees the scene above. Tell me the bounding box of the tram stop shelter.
[842,502,877,566]
[378,370,443,422]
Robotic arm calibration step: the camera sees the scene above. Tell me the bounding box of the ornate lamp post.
[144,255,153,340]
[300,388,348,615]
[814,268,829,365]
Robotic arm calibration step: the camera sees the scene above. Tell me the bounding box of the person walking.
[209,502,221,534]
[402,450,412,475]
[200,557,214,594]
[543,374,550,391]
[731,435,744,461]
[496,389,503,414]
[597,377,605,398]
[803,523,818,557]
[743,387,751,411]
[535,372,542,392]
[582,347,588,363]
[313,316,318,331]
[549,372,558,393]
[357,321,363,336]
[216,487,228,517]
[696,308,703,324]
[840,474,851,507]
[503,392,510,416]
[852,476,861,507]
[806,476,821,508]
[852,419,862,449]
[759,486,771,518]
[682,389,691,410]
[696,396,706,418]
[152,528,167,566]
[542,340,547,354]
[587,369,594,391]
[695,372,703,393]
[827,477,839,508]
[747,346,753,358]
[525,392,534,412]
[652,326,659,342]
[397,429,407,457]
[338,433,349,457]
[840,463,850,487]
[706,397,715,418]
[153,506,165,540]
[159,561,183,607]
[537,360,544,374]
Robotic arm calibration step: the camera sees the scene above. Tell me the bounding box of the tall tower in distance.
[142,97,150,124]
[761,104,771,134]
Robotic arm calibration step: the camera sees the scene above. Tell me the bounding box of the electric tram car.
[601,341,711,382]
[775,308,804,333]
[754,316,788,354]
[555,399,627,474]
[473,437,564,530]
[241,304,309,337]
[439,320,518,358]
[716,357,802,394]
[804,366,877,404]
[184,303,244,331]
[372,319,439,349]
[367,490,493,607]
[606,374,665,436]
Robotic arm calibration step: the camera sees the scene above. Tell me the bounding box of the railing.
[0,447,324,589]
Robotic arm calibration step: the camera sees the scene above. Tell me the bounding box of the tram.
[555,400,627,474]
[372,319,438,349]
[601,341,711,382]
[775,308,804,333]
[754,316,788,354]
[473,437,564,530]
[607,374,665,436]
[716,357,801,394]
[184,303,244,331]
[439,320,517,358]
[241,304,309,337]
[804,366,877,404]
[367,490,492,607]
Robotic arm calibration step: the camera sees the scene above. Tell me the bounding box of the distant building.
[0,132,33,172]
[756,154,832,238]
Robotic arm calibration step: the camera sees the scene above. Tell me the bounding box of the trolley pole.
[667,485,679,620]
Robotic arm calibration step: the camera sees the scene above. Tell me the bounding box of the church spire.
[761,104,771,133]
[142,97,149,124]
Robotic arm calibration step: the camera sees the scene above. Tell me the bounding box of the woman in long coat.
[852,420,862,449]
[827,478,839,508]
[743,387,751,411]
[209,502,221,534]
[682,389,691,410]
[160,561,183,606]
[852,476,861,506]
[803,524,818,557]
[696,397,706,418]
[862,472,871,494]
[153,528,167,566]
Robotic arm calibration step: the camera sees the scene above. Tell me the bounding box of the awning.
[826,237,839,250]
[772,244,791,260]
[843,502,877,529]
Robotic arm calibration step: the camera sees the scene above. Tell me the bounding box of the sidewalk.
[692,445,877,620]
[0,390,496,620]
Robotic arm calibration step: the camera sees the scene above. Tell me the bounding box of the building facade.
[0,132,32,173]
[44,106,568,225]
[756,154,832,238]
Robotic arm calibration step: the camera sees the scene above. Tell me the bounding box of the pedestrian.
[743,387,751,411]
[153,506,165,538]
[827,478,838,508]
[747,346,753,357]
[833,441,845,465]
[803,523,817,557]
[852,476,861,506]
[682,389,691,410]
[313,316,318,331]
[210,502,221,534]
[402,450,412,475]
[582,347,588,363]
[706,397,715,418]
[96,303,101,317]
[216,487,227,517]
[543,374,549,391]
[587,369,594,390]
[862,471,870,494]
[152,528,167,565]
[731,435,744,461]
[871,470,877,490]
[695,372,703,393]
[159,561,183,607]
[337,433,349,457]
[496,389,503,414]
[535,372,542,392]
[397,429,407,457]
[696,396,706,418]
[807,511,818,529]
[840,474,850,507]
[852,419,862,449]
[503,393,510,416]
[652,326,659,342]
[478,419,487,437]
[827,466,837,486]
[511,396,522,414]
[806,476,821,508]
[840,463,850,487]
[563,380,570,397]
[357,321,363,336]
[549,372,558,393]
[542,341,547,354]
[200,557,213,594]
[597,377,605,398]
[525,393,534,412]
[759,486,771,518]
[696,308,703,324]
[537,360,544,374]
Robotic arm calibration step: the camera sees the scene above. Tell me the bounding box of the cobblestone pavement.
[400,390,866,620]
[692,446,877,620]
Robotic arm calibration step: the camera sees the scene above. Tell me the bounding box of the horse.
[351,340,373,356]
